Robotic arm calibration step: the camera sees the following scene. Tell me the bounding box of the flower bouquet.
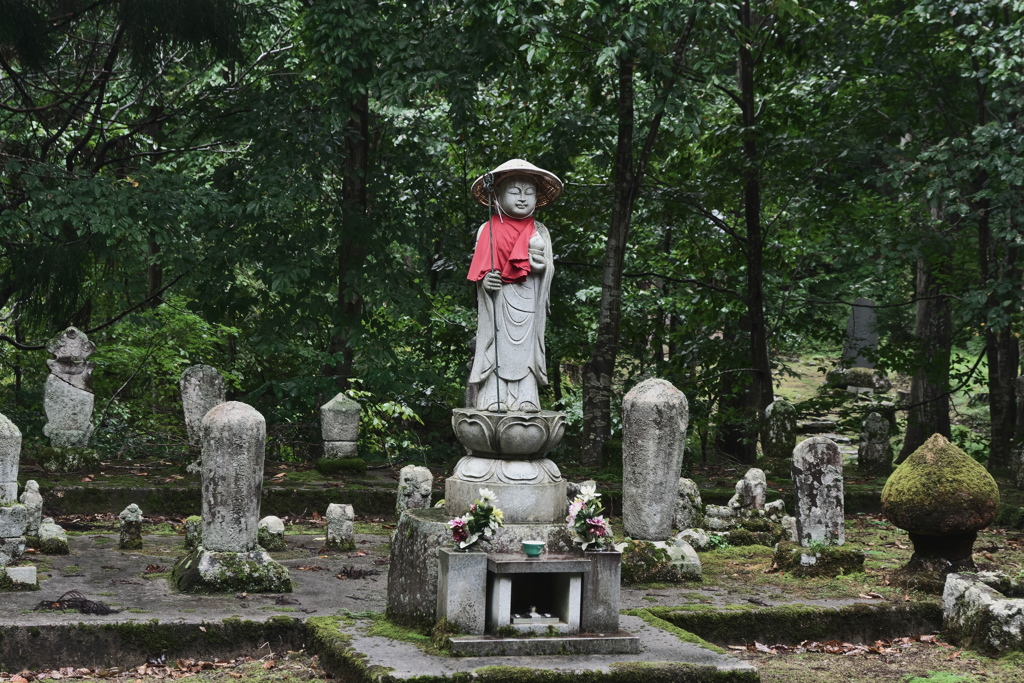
[448,488,504,550]
[567,482,613,551]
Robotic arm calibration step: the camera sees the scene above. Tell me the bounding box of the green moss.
[315,458,367,476]
[646,601,942,646]
[39,537,69,555]
[257,526,287,551]
[171,548,292,593]
[620,540,695,584]
[623,608,727,654]
[882,433,999,534]
[772,541,865,578]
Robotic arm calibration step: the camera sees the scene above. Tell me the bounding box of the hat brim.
[471,161,563,208]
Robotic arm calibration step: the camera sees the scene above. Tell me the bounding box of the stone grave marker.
[172,401,291,592]
[321,393,361,458]
[19,480,42,540]
[118,503,143,550]
[763,399,796,461]
[622,378,688,541]
[858,412,893,475]
[326,503,355,550]
[0,412,21,504]
[791,437,845,546]
[180,365,226,449]
[396,465,432,515]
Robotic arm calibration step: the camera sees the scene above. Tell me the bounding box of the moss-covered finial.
[881,433,998,579]
[882,433,998,536]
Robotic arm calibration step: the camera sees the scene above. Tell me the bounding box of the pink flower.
[448,517,469,543]
[586,518,607,536]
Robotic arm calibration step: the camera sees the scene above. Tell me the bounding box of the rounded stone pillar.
[0,412,22,503]
[201,401,265,553]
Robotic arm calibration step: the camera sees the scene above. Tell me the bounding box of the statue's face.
[497,177,537,218]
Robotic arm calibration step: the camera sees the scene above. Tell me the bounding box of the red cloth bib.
[466,216,535,282]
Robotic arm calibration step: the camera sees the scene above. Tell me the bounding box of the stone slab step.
[449,631,641,656]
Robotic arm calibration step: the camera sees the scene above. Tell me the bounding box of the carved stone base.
[452,408,566,459]
[446,456,566,524]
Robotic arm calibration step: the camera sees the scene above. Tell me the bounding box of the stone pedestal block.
[201,402,266,553]
[580,550,622,633]
[180,365,227,448]
[445,457,566,524]
[622,378,688,541]
[436,548,488,634]
[5,565,37,587]
[792,437,845,547]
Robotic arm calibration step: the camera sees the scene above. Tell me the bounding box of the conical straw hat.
[471,159,563,208]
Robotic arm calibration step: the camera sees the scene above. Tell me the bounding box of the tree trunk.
[898,252,952,462]
[581,53,636,467]
[147,237,162,309]
[328,89,370,390]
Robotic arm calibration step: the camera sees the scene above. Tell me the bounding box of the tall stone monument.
[791,437,845,546]
[42,327,96,448]
[180,365,227,449]
[0,412,21,504]
[172,401,290,592]
[622,378,688,541]
[841,297,878,369]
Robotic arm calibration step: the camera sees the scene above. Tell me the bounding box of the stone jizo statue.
[467,159,562,413]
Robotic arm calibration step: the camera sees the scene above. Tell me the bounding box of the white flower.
[477,488,497,506]
[578,482,597,501]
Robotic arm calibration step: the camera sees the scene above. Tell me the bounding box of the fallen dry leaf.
[262,661,276,670]
[947,651,962,660]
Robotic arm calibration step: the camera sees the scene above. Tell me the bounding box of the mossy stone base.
[621,540,699,584]
[38,447,102,474]
[257,526,287,551]
[171,547,292,593]
[324,538,356,551]
[39,536,69,555]
[315,458,366,476]
[120,520,143,550]
[772,540,865,578]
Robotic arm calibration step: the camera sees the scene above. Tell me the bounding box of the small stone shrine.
[387,160,636,655]
[396,465,432,514]
[320,393,361,459]
[774,437,863,577]
[622,378,688,541]
[180,365,226,449]
[171,402,291,593]
[43,327,96,448]
[702,468,788,547]
[858,412,893,475]
[118,504,143,550]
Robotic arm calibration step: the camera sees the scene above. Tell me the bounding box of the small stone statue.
[118,503,143,550]
[43,327,96,448]
[467,160,562,413]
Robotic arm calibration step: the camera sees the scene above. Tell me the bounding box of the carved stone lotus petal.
[451,408,566,459]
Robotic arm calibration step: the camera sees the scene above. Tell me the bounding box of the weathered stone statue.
[466,159,560,413]
[447,160,568,523]
[43,327,96,448]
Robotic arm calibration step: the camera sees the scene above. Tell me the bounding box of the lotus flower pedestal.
[447,408,567,524]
